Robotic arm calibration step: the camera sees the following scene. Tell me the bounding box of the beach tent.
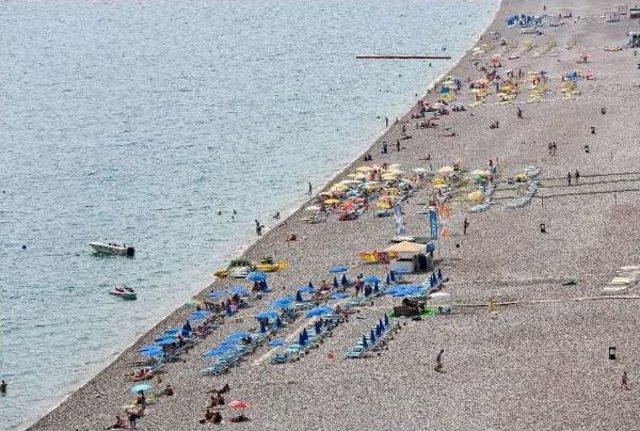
[384,241,426,254]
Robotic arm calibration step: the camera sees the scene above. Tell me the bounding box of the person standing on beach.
[574,170,580,183]
[0,380,6,394]
[382,142,388,154]
[621,371,630,390]
[308,182,313,195]
[463,218,469,235]
[567,172,572,185]
[434,349,445,372]
[385,116,389,127]
[396,140,401,152]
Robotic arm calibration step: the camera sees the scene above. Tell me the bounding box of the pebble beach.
[27,0,640,429]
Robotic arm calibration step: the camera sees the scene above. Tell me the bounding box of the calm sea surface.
[0,0,497,428]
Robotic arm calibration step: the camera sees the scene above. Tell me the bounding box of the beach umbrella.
[306,306,332,318]
[182,320,192,336]
[188,310,210,321]
[255,310,277,320]
[268,338,286,347]
[389,271,396,283]
[229,400,248,409]
[228,286,249,297]
[275,316,283,329]
[131,384,151,394]
[271,295,293,309]
[373,283,380,294]
[302,328,309,341]
[438,269,443,281]
[203,346,229,357]
[431,272,437,286]
[226,331,250,341]
[384,314,389,326]
[331,292,348,300]
[208,290,227,299]
[438,166,454,174]
[329,265,348,273]
[341,273,348,287]
[298,284,315,293]
[363,275,381,284]
[370,330,376,344]
[259,319,267,334]
[333,276,339,289]
[362,335,368,349]
[305,205,320,212]
[376,325,382,337]
[298,331,306,346]
[246,271,266,282]
[295,291,303,302]
[157,338,176,346]
[139,346,163,358]
[385,273,391,285]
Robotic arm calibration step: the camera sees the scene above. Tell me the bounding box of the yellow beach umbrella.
[467,190,484,202]
[356,166,375,173]
[470,169,490,177]
[324,198,340,205]
[438,166,454,174]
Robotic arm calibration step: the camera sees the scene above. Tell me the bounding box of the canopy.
[384,241,425,254]
[363,275,382,284]
[228,286,249,296]
[255,310,278,320]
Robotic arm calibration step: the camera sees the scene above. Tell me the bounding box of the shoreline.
[21,4,502,429]
[30,0,640,428]
[22,3,503,429]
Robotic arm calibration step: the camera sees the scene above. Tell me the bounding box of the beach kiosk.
[606,11,621,22]
[385,241,429,274]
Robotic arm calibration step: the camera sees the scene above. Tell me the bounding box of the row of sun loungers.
[344,314,398,359]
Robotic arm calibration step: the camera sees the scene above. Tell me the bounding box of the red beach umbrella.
[229,400,248,409]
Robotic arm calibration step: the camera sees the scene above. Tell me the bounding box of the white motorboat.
[109,285,137,300]
[89,241,135,256]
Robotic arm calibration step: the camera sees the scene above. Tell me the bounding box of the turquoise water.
[0,0,497,428]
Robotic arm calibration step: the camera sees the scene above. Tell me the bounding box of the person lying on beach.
[163,384,174,396]
[126,406,145,429]
[105,415,127,429]
[229,414,250,423]
[199,408,215,424]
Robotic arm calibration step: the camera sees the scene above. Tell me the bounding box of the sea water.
[0,0,498,428]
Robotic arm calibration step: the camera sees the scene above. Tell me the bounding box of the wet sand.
[28,0,640,429]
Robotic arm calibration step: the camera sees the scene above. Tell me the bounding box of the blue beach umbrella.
[341,274,348,286]
[431,273,437,287]
[131,384,151,394]
[298,331,306,346]
[163,328,180,335]
[329,265,348,273]
[306,306,332,318]
[227,331,250,341]
[333,276,339,289]
[260,279,268,291]
[298,284,315,293]
[246,271,266,282]
[370,330,376,344]
[330,292,348,300]
[363,275,381,284]
[385,273,391,285]
[139,346,163,357]
[376,325,382,337]
[373,283,380,294]
[275,316,283,329]
[384,314,389,326]
[157,338,176,346]
[255,310,278,320]
[188,310,210,321]
[437,269,443,281]
[271,296,293,309]
[228,286,249,297]
[302,328,309,341]
[362,335,368,349]
[389,271,396,283]
[268,338,286,347]
[259,319,267,333]
[295,291,304,302]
